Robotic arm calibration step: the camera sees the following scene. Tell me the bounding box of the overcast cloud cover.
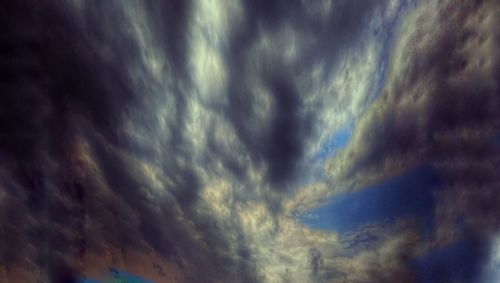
[1,0,499,282]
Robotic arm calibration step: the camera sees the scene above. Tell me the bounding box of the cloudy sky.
[1,0,499,282]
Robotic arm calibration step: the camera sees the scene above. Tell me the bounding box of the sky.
[1,0,500,282]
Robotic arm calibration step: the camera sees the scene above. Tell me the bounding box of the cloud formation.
[1,0,499,282]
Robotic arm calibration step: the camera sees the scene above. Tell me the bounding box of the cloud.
[324,0,500,280]
[2,0,498,282]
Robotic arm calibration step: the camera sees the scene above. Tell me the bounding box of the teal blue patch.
[77,267,155,283]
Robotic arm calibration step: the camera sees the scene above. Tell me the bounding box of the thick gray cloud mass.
[0,0,499,282]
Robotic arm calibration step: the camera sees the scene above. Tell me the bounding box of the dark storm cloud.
[227,71,311,188]
[0,0,207,281]
[2,0,395,282]
[2,0,471,282]
[84,134,258,283]
[223,0,390,189]
[1,0,261,281]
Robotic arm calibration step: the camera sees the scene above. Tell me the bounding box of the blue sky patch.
[303,165,439,235]
[77,268,155,283]
[313,126,353,162]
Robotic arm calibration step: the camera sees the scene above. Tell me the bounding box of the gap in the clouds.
[313,125,352,162]
[77,268,154,283]
[411,237,485,283]
[309,0,416,168]
[302,165,440,236]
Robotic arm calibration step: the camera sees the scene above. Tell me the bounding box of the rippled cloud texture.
[1,0,499,282]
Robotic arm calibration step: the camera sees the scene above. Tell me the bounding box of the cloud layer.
[1,0,499,282]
